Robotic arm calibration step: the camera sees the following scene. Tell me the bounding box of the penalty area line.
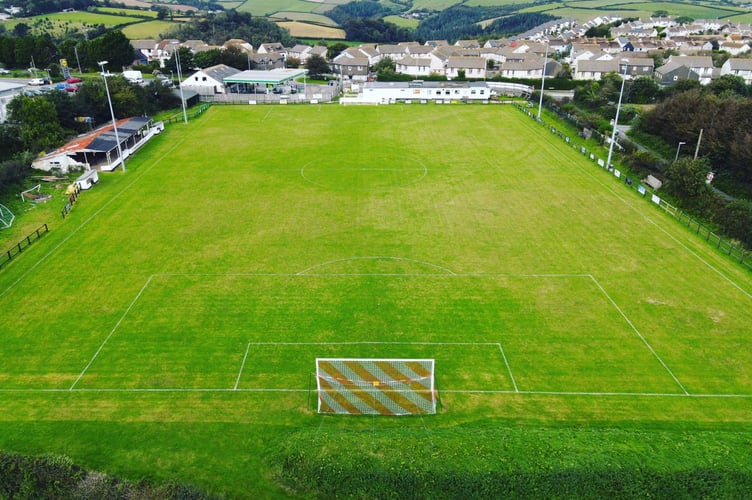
[590,275,688,395]
[234,342,251,390]
[69,275,154,391]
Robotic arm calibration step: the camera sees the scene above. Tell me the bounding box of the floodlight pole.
[537,40,549,121]
[172,42,188,125]
[98,61,125,172]
[606,60,628,171]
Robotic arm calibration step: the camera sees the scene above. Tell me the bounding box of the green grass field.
[1,104,751,496]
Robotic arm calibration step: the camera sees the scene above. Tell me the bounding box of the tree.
[715,199,752,248]
[218,46,248,71]
[194,48,222,69]
[86,31,133,71]
[707,74,748,98]
[7,96,66,153]
[163,47,194,75]
[627,77,660,104]
[305,54,329,78]
[285,56,300,69]
[372,56,395,73]
[327,42,348,60]
[664,156,712,209]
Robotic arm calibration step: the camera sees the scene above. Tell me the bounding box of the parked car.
[0,68,10,75]
[65,77,82,83]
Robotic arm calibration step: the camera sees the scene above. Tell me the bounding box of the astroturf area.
[1,105,751,496]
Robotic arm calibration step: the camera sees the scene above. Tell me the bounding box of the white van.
[29,77,48,85]
[122,70,144,84]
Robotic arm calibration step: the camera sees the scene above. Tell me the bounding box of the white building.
[340,81,492,105]
[0,81,25,123]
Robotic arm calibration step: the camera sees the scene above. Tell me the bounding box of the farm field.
[1,11,146,36]
[0,104,751,496]
[121,19,182,40]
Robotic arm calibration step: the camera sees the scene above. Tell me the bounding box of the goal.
[315,358,436,416]
[0,203,14,229]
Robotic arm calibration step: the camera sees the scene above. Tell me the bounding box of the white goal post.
[0,203,14,229]
[315,358,437,416]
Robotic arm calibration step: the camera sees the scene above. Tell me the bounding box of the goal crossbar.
[316,358,436,416]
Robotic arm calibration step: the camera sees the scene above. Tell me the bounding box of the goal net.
[315,358,436,416]
[0,203,14,229]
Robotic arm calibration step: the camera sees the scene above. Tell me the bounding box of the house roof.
[446,56,486,69]
[577,59,619,72]
[397,56,432,67]
[38,116,151,159]
[726,58,752,70]
[202,64,242,82]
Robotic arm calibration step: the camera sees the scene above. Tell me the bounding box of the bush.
[715,199,752,248]
[0,452,215,499]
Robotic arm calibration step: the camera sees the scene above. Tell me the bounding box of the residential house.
[395,56,433,77]
[573,59,619,80]
[623,58,655,78]
[378,44,407,61]
[718,40,751,56]
[132,40,158,65]
[657,55,715,84]
[257,43,284,54]
[499,57,545,79]
[332,49,370,80]
[721,58,752,84]
[287,44,312,63]
[445,56,487,79]
[223,39,253,56]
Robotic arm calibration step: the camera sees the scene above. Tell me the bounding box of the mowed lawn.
[0,104,751,496]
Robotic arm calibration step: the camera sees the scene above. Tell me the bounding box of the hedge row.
[0,453,214,499]
[269,426,752,498]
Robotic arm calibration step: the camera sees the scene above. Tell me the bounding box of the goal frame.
[315,357,437,416]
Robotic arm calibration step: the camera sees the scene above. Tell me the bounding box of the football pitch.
[1,104,751,496]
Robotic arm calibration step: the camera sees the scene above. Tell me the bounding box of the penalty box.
[71,273,681,394]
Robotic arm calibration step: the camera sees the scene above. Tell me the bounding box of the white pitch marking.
[522,116,751,300]
[4,388,751,398]
[496,343,518,392]
[69,275,155,390]
[589,275,689,395]
[0,137,188,300]
[234,342,251,390]
[295,256,457,276]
